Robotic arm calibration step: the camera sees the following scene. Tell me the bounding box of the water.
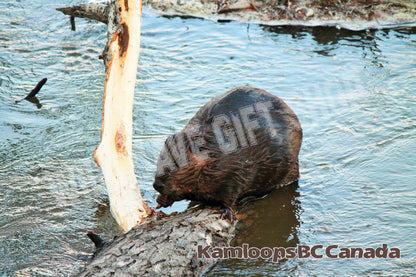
[0,1,415,276]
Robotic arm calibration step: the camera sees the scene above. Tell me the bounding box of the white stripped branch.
[94,0,150,232]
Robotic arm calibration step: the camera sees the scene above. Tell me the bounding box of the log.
[79,206,236,276]
[93,0,150,233]
[56,0,416,31]
[56,3,109,24]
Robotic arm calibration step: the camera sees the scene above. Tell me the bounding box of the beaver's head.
[153,131,212,208]
[153,173,183,208]
[153,158,211,208]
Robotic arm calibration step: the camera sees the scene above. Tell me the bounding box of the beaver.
[153,86,302,219]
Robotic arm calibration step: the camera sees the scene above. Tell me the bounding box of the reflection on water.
[1,1,415,276]
[205,182,301,276]
[233,182,301,248]
[20,96,43,109]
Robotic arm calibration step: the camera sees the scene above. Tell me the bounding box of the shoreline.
[143,0,416,30]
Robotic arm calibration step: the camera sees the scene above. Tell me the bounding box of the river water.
[0,1,415,276]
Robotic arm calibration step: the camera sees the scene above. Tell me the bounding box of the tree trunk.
[93,0,150,233]
[79,206,236,276]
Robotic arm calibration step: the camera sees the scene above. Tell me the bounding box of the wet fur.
[154,86,302,211]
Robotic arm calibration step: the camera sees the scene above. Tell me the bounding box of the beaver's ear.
[188,152,210,169]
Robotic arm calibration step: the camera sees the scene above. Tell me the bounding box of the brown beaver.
[153,86,302,219]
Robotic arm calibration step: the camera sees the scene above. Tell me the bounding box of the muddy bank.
[143,0,416,30]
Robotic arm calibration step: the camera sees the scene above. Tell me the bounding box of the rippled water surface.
[1,1,415,276]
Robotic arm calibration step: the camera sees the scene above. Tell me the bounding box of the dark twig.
[15,78,47,104]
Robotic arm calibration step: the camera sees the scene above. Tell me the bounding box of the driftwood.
[57,0,416,31]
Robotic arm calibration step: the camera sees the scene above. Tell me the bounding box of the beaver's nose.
[153,180,164,192]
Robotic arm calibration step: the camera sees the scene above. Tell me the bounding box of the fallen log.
[79,207,235,276]
[57,0,416,30]
[57,3,108,24]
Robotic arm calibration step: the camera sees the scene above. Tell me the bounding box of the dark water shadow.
[92,198,123,237]
[259,25,416,74]
[261,25,414,62]
[14,96,43,109]
[26,96,42,109]
[205,181,301,276]
[262,25,374,56]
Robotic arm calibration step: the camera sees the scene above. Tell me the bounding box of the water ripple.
[1,2,415,276]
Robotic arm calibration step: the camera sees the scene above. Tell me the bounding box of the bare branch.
[56,3,109,24]
[94,0,150,232]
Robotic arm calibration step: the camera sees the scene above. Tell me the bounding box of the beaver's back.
[154,86,302,210]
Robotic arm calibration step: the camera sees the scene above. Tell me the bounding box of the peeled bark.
[93,0,150,233]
